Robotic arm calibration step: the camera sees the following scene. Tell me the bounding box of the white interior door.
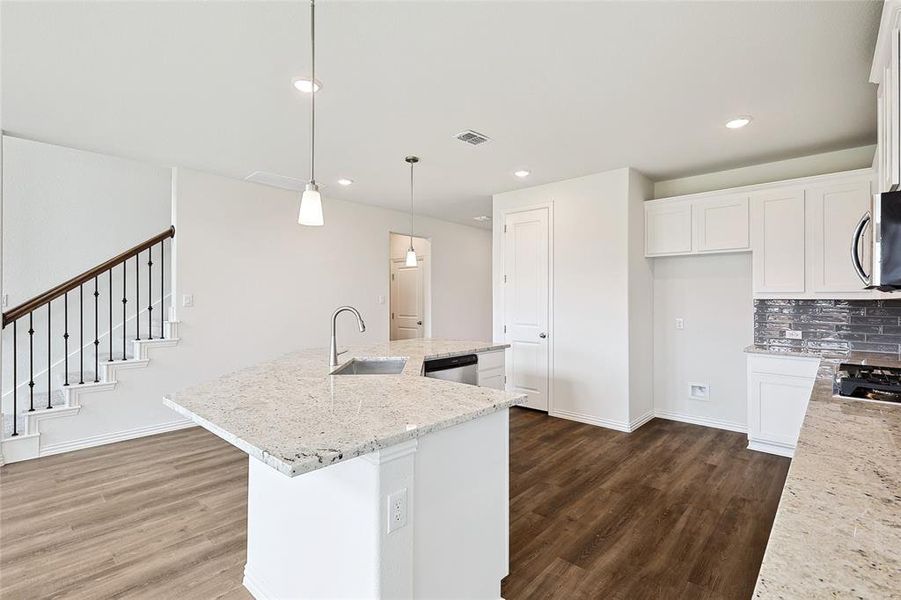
[504,208,550,411]
[391,259,424,340]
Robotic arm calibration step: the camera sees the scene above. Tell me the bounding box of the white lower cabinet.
[478,350,506,390]
[746,354,819,458]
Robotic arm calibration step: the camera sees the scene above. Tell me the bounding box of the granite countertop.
[745,346,901,599]
[164,339,524,477]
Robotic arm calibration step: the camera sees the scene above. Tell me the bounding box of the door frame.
[495,201,554,413]
[389,255,431,340]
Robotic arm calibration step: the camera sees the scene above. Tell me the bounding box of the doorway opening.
[389,232,432,340]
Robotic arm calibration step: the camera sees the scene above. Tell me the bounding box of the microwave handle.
[851,212,871,286]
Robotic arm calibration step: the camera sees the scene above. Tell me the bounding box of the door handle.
[851,212,871,286]
[417,321,423,326]
[539,332,547,339]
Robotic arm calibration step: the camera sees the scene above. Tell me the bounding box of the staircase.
[1,227,180,463]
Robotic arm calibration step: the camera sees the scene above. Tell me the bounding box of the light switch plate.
[182,294,194,308]
[675,318,684,330]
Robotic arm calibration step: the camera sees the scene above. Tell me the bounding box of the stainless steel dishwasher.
[423,354,479,386]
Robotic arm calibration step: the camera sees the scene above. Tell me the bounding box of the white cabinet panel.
[477,350,506,391]
[806,178,873,293]
[746,355,818,458]
[751,188,806,294]
[645,201,692,256]
[693,194,750,253]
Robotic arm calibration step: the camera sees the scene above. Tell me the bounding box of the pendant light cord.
[409,160,415,248]
[309,0,316,184]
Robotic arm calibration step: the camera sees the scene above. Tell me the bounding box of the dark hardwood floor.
[502,408,790,600]
[0,408,789,599]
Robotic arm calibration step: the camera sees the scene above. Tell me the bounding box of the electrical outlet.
[675,318,684,330]
[387,488,408,533]
[785,330,802,340]
[1,294,7,308]
[378,295,385,305]
[182,294,194,308]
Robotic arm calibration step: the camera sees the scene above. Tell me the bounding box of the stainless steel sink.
[331,358,407,375]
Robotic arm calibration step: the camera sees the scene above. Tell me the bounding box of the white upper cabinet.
[806,178,873,293]
[872,4,901,192]
[693,194,750,253]
[751,187,806,294]
[645,200,692,256]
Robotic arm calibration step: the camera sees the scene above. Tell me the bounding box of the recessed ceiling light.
[725,116,752,129]
[514,169,531,178]
[337,178,353,186]
[292,77,322,93]
[473,215,492,222]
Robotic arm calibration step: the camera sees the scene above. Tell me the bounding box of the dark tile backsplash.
[754,299,901,357]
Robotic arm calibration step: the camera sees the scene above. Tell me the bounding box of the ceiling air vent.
[454,130,491,146]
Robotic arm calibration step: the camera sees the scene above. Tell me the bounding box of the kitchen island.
[164,339,525,600]
[746,348,901,599]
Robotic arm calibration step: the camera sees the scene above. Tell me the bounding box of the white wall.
[2,136,171,303]
[172,168,491,379]
[652,253,752,431]
[653,145,875,198]
[492,167,652,431]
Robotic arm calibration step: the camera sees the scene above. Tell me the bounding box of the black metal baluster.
[64,291,69,386]
[160,241,165,339]
[148,246,153,340]
[94,277,100,382]
[109,270,113,362]
[135,253,140,341]
[12,321,18,435]
[47,303,52,409]
[28,312,34,412]
[79,284,84,385]
[122,261,127,361]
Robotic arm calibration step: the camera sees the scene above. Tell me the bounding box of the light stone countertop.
[164,339,524,477]
[745,346,901,599]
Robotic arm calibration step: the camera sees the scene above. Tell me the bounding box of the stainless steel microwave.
[852,191,901,291]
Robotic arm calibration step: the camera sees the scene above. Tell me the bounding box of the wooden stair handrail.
[2,226,175,328]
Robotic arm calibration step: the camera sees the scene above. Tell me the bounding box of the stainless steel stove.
[836,363,901,404]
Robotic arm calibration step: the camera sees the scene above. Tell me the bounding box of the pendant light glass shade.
[405,247,417,266]
[298,182,323,226]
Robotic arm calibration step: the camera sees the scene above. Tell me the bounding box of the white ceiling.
[1,1,882,228]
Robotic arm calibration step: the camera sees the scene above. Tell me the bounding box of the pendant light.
[298,0,323,226]
[405,156,419,267]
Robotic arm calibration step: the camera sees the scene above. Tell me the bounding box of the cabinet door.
[645,201,692,256]
[747,372,813,449]
[751,188,806,294]
[693,193,750,253]
[478,371,505,391]
[807,178,873,293]
[891,30,901,191]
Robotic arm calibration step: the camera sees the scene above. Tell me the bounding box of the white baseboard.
[549,409,632,433]
[747,439,794,458]
[628,410,655,432]
[243,566,276,600]
[653,409,747,434]
[39,419,196,458]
